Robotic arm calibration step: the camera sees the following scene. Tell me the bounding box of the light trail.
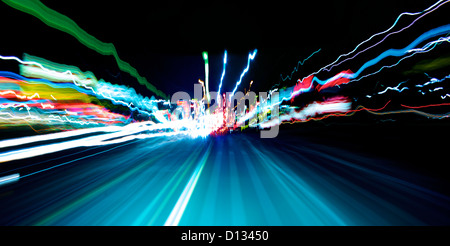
[164,142,212,226]
[1,56,156,116]
[229,49,258,100]
[258,97,352,129]
[377,81,409,95]
[0,0,450,228]
[280,48,321,82]
[0,173,20,186]
[318,25,450,84]
[0,120,194,163]
[321,0,450,73]
[0,0,448,186]
[278,26,450,103]
[2,0,168,99]
[417,73,450,87]
[202,51,210,103]
[217,50,227,103]
[366,72,450,99]
[400,102,450,109]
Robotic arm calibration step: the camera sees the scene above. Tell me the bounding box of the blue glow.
[313,24,450,85]
[229,49,258,100]
[217,50,227,103]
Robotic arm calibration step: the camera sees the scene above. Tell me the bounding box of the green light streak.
[202,51,210,103]
[3,0,168,99]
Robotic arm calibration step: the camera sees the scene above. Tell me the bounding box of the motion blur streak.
[259,97,352,129]
[401,102,450,108]
[1,133,447,225]
[217,50,227,103]
[0,125,122,149]
[2,0,167,99]
[164,142,212,226]
[18,54,159,114]
[0,173,19,186]
[229,49,258,100]
[1,0,450,226]
[280,48,321,82]
[314,25,450,85]
[323,0,450,73]
[0,120,203,163]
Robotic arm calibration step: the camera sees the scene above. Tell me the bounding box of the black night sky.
[1,0,445,99]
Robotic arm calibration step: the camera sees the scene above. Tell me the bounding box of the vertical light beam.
[202,51,210,103]
[217,50,227,103]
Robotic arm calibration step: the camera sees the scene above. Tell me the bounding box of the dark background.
[0,0,447,175]
[1,0,446,99]
[1,0,450,226]
[1,0,449,179]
